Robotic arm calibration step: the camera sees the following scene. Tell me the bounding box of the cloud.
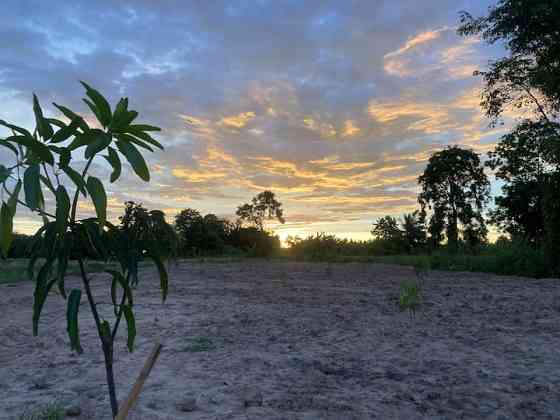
[2,0,505,240]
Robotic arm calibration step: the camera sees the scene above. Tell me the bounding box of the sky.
[1,0,516,242]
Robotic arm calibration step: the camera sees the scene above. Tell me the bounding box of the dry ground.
[1,261,560,419]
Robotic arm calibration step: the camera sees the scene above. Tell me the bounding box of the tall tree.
[418,146,490,252]
[236,190,285,231]
[459,0,560,270]
[487,120,560,243]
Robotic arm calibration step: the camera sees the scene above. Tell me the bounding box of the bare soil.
[1,261,560,419]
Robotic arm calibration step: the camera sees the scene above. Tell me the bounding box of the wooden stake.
[115,342,162,420]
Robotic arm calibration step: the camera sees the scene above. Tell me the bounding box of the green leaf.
[106,270,133,305]
[66,289,83,353]
[0,119,32,137]
[53,103,89,132]
[67,132,92,151]
[128,124,161,132]
[116,139,150,181]
[50,117,82,143]
[104,147,122,183]
[0,165,11,183]
[0,139,19,156]
[58,148,72,169]
[123,305,136,352]
[23,165,43,210]
[39,175,55,195]
[33,94,54,140]
[85,129,112,159]
[0,203,14,257]
[32,259,55,336]
[7,179,22,215]
[80,81,112,127]
[62,166,87,196]
[118,133,153,152]
[149,255,168,302]
[57,252,68,299]
[86,176,107,227]
[55,185,70,234]
[46,118,66,129]
[6,135,55,164]
[126,127,163,150]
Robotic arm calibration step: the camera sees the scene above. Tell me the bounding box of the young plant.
[0,82,169,417]
[399,281,420,319]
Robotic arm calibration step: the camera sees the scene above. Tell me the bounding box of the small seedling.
[399,281,420,319]
[183,336,216,352]
[19,402,64,420]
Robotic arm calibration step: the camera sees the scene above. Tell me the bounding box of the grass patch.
[182,336,217,352]
[19,402,64,420]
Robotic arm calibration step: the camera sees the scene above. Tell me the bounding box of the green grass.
[181,336,217,352]
[18,402,64,420]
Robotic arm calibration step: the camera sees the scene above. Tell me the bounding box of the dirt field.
[1,261,560,419]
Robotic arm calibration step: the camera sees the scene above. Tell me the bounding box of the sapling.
[399,280,420,319]
[0,82,169,417]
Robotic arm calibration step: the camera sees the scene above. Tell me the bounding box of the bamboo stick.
[115,342,162,420]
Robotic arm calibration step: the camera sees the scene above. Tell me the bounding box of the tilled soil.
[1,261,560,419]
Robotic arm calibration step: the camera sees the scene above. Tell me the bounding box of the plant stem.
[78,258,119,417]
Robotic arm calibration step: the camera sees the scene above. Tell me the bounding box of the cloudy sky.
[2,0,514,241]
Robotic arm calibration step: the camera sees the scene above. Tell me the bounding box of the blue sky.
[1,1,517,241]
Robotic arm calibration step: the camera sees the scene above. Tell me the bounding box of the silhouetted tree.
[458,1,560,127]
[419,146,490,252]
[236,190,285,231]
[487,120,560,244]
[175,208,229,255]
[371,216,402,242]
[401,211,427,254]
[459,1,560,269]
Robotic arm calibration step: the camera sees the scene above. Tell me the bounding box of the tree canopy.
[418,146,490,251]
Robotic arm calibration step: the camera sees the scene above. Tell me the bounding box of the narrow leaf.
[80,81,112,127]
[23,165,42,210]
[116,139,150,181]
[7,180,22,215]
[103,147,122,183]
[50,117,82,143]
[53,103,89,132]
[33,94,54,140]
[85,130,112,159]
[123,305,136,352]
[86,176,107,227]
[32,260,54,336]
[62,166,87,196]
[0,119,32,137]
[66,289,83,353]
[55,185,70,234]
[149,255,168,302]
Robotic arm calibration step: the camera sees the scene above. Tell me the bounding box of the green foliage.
[175,208,230,256]
[286,233,373,261]
[399,281,420,319]
[0,83,166,417]
[419,146,490,252]
[487,120,560,244]
[458,1,560,123]
[18,401,64,420]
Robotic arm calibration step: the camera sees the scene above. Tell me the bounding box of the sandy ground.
[1,261,560,419]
